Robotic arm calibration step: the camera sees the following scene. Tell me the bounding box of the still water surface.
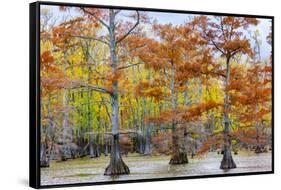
[41,151,272,185]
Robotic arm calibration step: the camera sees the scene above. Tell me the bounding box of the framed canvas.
[29,1,274,188]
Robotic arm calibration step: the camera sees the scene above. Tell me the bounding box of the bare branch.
[85,84,112,94]
[79,100,110,106]
[114,10,121,16]
[66,82,112,95]
[118,62,145,70]
[210,39,226,55]
[84,130,140,136]
[230,47,241,57]
[116,11,140,44]
[201,28,226,55]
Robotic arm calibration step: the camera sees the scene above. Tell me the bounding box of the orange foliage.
[232,128,269,145]
[181,101,221,122]
[197,134,223,155]
[135,79,166,101]
[194,16,258,59]
[40,51,67,96]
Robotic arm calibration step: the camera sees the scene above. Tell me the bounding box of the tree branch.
[210,39,226,55]
[117,62,145,70]
[68,83,112,95]
[85,130,140,136]
[114,10,121,16]
[116,11,140,44]
[80,7,110,30]
[128,43,147,52]
[71,35,109,45]
[230,47,241,57]
[86,84,112,94]
[101,96,111,121]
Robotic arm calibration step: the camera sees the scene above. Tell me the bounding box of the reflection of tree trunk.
[104,9,129,175]
[169,62,188,165]
[220,57,236,169]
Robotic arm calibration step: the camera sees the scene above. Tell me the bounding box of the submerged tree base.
[40,160,50,168]
[169,152,189,165]
[255,146,267,154]
[220,150,237,169]
[104,134,130,176]
[104,158,130,175]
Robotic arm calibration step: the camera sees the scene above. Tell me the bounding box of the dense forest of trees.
[39,6,272,176]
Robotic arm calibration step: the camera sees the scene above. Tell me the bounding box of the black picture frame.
[30,1,274,188]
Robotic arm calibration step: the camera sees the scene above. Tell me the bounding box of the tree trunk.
[183,82,190,106]
[220,136,236,169]
[89,134,96,158]
[104,134,130,175]
[104,122,109,156]
[144,69,153,155]
[169,62,188,164]
[104,9,129,175]
[105,92,129,175]
[138,133,145,154]
[220,56,236,169]
[144,122,152,155]
[96,134,101,157]
[254,123,267,153]
[140,97,147,154]
[40,143,49,167]
[59,52,70,161]
[40,95,51,167]
[169,123,189,164]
